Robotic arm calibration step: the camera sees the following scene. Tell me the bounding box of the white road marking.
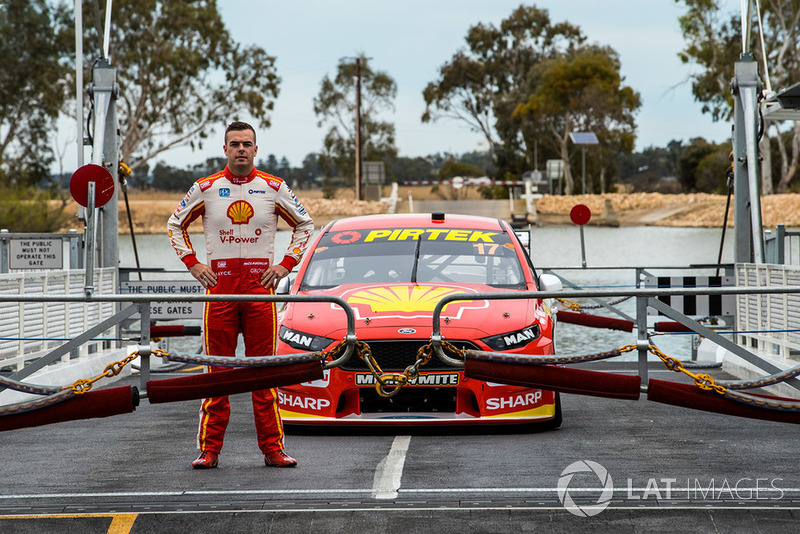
[4,504,800,520]
[372,435,411,500]
[2,486,798,500]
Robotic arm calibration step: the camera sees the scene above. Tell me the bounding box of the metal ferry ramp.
[1,372,799,533]
[3,0,796,528]
[3,284,800,533]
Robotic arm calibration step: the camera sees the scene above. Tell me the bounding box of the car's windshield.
[300,226,526,289]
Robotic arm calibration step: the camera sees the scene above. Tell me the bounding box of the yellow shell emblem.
[227,200,254,224]
[348,286,460,313]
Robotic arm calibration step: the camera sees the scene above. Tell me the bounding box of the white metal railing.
[0,268,117,371]
[736,263,800,360]
[764,224,800,265]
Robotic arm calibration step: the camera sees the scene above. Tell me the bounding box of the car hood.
[281,282,547,340]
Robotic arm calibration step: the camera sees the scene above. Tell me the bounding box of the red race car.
[275,212,561,428]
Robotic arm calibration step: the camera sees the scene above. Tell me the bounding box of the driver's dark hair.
[225,121,256,144]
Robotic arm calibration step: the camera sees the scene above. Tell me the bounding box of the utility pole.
[354,58,363,201]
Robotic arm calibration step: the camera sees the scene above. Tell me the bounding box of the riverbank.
[58,188,800,233]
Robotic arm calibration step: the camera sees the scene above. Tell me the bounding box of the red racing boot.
[264,450,297,468]
[192,451,219,469]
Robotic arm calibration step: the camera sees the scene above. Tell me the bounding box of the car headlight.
[279,325,336,351]
[480,325,541,351]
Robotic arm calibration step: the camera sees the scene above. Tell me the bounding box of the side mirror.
[538,273,562,292]
[276,275,293,295]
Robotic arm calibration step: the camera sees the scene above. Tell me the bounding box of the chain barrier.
[723,389,800,412]
[556,297,582,312]
[717,364,800,390]
[354,340,465,398]
[645,342,800,412]
[62,349,147,395]
[647,344,727,395]
[468,346,632,365]
[471,339,800,412]
[321,339,351,365]
[556,296,633,313]
[7,332,800,418]
[0,389,76,417]
[163,349,327,368]
[0,348,148,417]
[439,340,467,362]
[0,376,62,397]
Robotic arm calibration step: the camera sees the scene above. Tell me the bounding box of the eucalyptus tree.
[422,5,584,177]
[676,0,800,193]
[0,0,71,187]
[61,0,280,173]
[514,47,640,194]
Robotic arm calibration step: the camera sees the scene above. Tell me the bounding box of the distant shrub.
[0,187,71,232]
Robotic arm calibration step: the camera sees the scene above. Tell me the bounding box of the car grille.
[340,340,479,372]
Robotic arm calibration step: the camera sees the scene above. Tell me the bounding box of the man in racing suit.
[167,121,314,469]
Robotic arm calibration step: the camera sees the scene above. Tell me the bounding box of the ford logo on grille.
[397,328,416,335]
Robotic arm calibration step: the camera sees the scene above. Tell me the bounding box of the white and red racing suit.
[167,166,314,455]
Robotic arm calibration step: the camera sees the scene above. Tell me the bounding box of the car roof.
[325,213,507,232]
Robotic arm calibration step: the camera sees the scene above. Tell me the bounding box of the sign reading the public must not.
[9,239,63,269]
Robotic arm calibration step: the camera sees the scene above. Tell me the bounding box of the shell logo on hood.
[344,285,487,320]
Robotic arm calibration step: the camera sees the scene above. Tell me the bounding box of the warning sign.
[9,239,63,269]
[119,280,204,319]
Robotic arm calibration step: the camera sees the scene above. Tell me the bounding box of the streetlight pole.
[354,58,363,201]
[581,145,587,194]
[569,132,598,195]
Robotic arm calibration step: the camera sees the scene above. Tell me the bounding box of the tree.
[259,154,281,175]
[439,159,485,180]
[189,157,227,180]
[618,141,685,192]
[0,0,70,187]
[458,150,496,175]
[0,186,71,232]
[677,137,732,193]
[388,156,437,183]
[279,156,290,177]
[514,47,640,194]
[313,55,397,185]
[291,153,322,190]
[60,1,280,175]
[422,5,584,175]
[150,161,195,192]
[695,147,732,193]
[128,162,151,188]
[675,0,800,193]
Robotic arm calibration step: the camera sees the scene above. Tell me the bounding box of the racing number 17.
[473,243,499,255]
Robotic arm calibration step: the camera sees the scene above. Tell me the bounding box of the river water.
[120,225,734,360]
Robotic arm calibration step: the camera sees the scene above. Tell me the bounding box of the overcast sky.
[62,1,741,172]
